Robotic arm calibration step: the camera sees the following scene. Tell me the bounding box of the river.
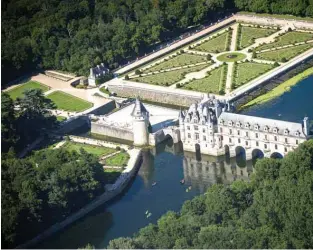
[36,75,313,249]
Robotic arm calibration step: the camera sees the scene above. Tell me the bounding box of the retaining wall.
[108,84,201,106]
[87,100,116,115]
[91,122,134,141]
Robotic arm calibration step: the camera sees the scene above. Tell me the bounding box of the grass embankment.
[241,67,313,109]
[6,81,50,100]
[47,91,93,112]
[104,152,130,166]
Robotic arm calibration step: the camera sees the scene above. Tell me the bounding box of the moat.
[36,75,313,249]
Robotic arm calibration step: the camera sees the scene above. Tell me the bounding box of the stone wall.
[91,122,134,141]
[88,100,116,115]
[108,84,201,106]
[57,116,89,134]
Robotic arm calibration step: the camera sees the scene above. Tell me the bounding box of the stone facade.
[88,63,109,86]
[180,96,310,159]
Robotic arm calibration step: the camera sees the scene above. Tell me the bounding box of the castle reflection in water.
[140,140,255,193]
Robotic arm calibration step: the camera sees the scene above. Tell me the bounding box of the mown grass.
[47,91,93,112]
[193,31,229,53]
[62,141,116,157]
[143,53,207,72]
[233,62,274,88]
[239,26,277,49]
[241,67,313,109]
[256,43,313,62]
[182,65,227,94]
[56,116,67,122]
[104,152,130,166]
[256,31,313,51]
[6,81,50,100]
[133,64,209,86]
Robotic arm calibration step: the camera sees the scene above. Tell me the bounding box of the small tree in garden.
[135,69,141,75]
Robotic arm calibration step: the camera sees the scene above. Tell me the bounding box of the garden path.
[230,23,239,51]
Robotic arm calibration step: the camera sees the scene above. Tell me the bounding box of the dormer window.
[254,124,259,130]
[219,119,224,125]
[264,126,269,132]
[284,129,289,135]
[228,121,233,126]
[295,131,300,136]
[273,127,278,133]
[245,123,250,129]
[236,122,241,128]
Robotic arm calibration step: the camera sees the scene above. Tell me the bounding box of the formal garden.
[46,91,93,112]
[123,21,313,96]
[6,81,50,100]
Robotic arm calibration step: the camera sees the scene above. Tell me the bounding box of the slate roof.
[131,98,149,117]
[218,112,305,137]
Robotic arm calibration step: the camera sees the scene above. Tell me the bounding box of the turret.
[89,68,94,78]
[132,98,150,146]
[303,117,310,136]
[179,109,186,141]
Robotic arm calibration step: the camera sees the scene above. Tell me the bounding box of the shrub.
[281,57,287,62]
[176,83,181,88]
[116,146,121,151]
[248,49,252,53]
[125,75,129,80]
[135,69,141,75]
[180,49,184,53]
[274,62,279,67]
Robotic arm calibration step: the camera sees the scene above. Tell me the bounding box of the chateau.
[179,95,310,159]
[88,63,110,86]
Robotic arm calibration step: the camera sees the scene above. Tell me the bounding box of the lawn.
[6,81,49,100]
[134,64,210,86]
[256,44,313,62]
[238,26,277,49]
[182,65,227,94]
[217,52,246,62]
[241,67,313,109]
[234,62,274,88]
[193,31,230,53]
[143,53,208,73]
[104,152,130,166]
[47,91,93,112]
[256,31,313,51]
[103,168,123,184]
[62,141,116,157]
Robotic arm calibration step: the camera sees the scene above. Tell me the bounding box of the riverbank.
[17,137,142,249]
[240,67,313,110]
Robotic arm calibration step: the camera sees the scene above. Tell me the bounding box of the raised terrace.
[104,13,313,106]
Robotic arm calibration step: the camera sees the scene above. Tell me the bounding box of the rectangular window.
[285,147,288,152]
[275,136,277,141]
[203,136,206,141]
[221,136,223,140]
[237,130,240,136]
[195,133,199,140]
[285,138,288,143]
[229,138,232,143]
[187,126,190,130]
[203,128,205,133]
[229,129,232,134]
[264,144,267,149]
[255,133,258,138]
[256,141,259,146]
[220,127,223,133]
[194,126,198,131]
[246,132,248,137]
[188,133,191,138]
[238,138,241,143]
[245,141,248,146]
[275,144,278,150]
[296,139,299,145]
[265,135,267,140]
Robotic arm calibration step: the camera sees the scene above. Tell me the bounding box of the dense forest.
[2,0,313,84]
[1,91,108,248]
[109,140,313,249]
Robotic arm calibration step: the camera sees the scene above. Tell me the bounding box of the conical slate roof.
[131,98,148,117]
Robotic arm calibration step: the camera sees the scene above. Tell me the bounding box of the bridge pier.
[246,149,253,161]
[229,147,236,158]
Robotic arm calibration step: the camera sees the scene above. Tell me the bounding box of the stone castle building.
[88,63,110,86]
[179,95,311,159]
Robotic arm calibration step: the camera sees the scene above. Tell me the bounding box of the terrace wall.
[108,84,201,106]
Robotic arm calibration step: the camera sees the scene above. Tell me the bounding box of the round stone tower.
[132,98,150,146]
